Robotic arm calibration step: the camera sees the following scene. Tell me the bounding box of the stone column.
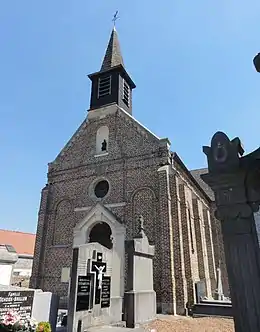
[202,131,260,332]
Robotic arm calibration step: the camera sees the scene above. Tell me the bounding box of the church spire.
[100,27,124,72]
[88,23,136,115]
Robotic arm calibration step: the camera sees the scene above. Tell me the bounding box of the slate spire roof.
[100,27,124,71]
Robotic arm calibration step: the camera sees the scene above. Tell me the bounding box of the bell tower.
[88,27,136,115]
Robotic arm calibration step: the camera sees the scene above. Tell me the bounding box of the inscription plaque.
[0,290,34,319]
[76,275,92,312]
[101,276,111,308]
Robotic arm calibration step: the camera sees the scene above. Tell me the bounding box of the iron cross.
[112,11,119,27]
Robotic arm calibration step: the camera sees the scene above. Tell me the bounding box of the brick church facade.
[30,27,227,314]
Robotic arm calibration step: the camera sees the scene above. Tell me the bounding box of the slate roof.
[190,168,215,201]
[100,27,124,71]
[0,230,36,256]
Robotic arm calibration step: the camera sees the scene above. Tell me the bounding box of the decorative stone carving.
[203,131,244,173]
[201,131,260,220]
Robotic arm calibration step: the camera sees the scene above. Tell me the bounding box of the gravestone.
[67,204,126,331]
[195,280,206,303]
[0,289,34,319]
[124,215,156,328]
[0,285,59,331]
[68,242,123,331]
[214,266,224,301]
[32,291,59,331]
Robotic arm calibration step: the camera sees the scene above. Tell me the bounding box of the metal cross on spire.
[112,11,119,28]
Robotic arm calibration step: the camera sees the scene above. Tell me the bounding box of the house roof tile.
[0,230,35,256]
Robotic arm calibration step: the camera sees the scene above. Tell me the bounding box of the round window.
[94,180,109,198]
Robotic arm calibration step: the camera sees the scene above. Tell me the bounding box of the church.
[30,27,227,314]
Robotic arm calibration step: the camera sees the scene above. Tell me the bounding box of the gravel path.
[142,316,235,332]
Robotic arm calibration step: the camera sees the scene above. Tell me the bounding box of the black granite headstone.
[0,290,34,319]
[101,276,111,308]
[76,275,92,312]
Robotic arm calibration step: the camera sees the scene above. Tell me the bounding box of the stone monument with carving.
[124,215,156,328]
[202,131,260,332]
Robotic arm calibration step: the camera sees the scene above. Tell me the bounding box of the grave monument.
[67,204,126,331]
[0,285,59,331]
[202,131,260,332]
[124,215,156,328]
[67,209,156,331]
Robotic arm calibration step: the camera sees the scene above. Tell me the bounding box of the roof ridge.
[0,229,36,236]
[190,167,208,172]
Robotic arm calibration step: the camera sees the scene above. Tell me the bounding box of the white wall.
[0,264,13,286]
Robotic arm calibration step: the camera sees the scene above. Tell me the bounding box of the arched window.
[96,126,109,155]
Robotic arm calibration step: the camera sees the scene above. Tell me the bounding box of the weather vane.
[112,11,119,28]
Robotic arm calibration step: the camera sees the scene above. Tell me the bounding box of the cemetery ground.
[142,315,234,332]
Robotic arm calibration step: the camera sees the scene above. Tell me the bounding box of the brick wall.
[31,105,217,313]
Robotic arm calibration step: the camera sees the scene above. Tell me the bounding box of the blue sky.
[1,1,260,233]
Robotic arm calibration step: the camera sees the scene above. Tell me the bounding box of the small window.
[123,80,130,107]
[94,180,109,198]
[96,126,109,155]
[98,76,111,98]
[6,245,16,253]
